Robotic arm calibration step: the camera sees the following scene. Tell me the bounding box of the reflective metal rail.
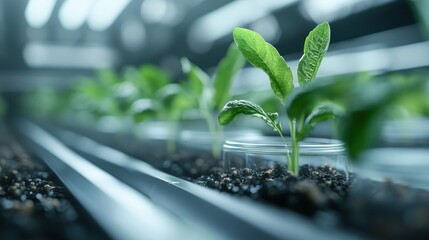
[18,121,214,240]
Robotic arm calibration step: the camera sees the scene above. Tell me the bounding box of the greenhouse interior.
[0,0,429,239]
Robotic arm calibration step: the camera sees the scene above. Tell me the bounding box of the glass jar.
[223,136,349,179]
[178,129,261,151]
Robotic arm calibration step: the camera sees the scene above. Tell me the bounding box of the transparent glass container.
[179,129,261,151]
[135,121,178,140]
[223,136,349,179]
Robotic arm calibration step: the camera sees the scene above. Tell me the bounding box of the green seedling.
[69,68,133,120]
[71,75,120,118]
[130,65,196,153]
[130,67,179,121]
[74,64,170,124]
[218,23,332,175]
[132,82,195,153]
[129,66,168,116]
[181,43,245,158]
[110,65,170,118]
[135,65,170,98]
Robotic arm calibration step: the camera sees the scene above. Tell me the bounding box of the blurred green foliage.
[181,43,245,157]
[286,71,429,160]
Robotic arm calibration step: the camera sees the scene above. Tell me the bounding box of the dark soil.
[342,178,429,240]
[0,127,108,239]
[194,164,350,216]
[195,163,429,239]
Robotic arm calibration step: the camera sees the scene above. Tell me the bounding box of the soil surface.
[0,126,108,239]
[195,163,429,239]
[194,164,350,216]
[342,178,429,240]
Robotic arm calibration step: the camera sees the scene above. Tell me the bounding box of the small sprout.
[131,71,195,153]
[136,65,170,98]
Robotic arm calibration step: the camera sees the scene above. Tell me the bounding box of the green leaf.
[137,65,170,97]
[152,83,185,121]
[218,99,282,133]
[298,103,344,141]
[286,77,352,121]
[181,58,215,122]
[181,58,211,98]
[288,76,429,160]
[233,27,294,104]
[267,112,283,132]
[97,69,120,88]
[171,92,196,120]
[131,98,158,122]
[155,84,183,108]
[214,44,246,111]
[297,22,330,86]
[112,81,138,100]
[341,80,429,159]
[75,78,107,101]
[341,108,383,159]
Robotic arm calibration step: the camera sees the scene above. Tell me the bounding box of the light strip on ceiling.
[301,0,394,23]
[23,42,118,69]
[188,0,297,44]
[87,0,131,31]
[59,0,95,30]
[25,0,57,28]
[318,41,429,76]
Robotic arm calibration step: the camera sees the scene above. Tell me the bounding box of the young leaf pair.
[219,22,335,175]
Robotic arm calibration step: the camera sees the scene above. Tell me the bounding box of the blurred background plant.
[286,71,429,160]
[181,43,245,157]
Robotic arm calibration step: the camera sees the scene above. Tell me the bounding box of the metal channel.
[45,123,363,240]
[18,121,214,240]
